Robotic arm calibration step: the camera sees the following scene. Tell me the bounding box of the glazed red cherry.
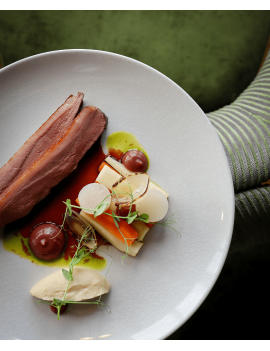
[29,222,66,261]
[121,150,148,173]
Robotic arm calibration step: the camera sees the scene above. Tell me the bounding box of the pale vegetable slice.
[148,181,169,198]
[96,165,121,190]
[97,166,150,242]
[112,173,150,205]
[105,156,132,177]
[108,200,117,213]
[78,183,111,215]
[130,220,149,241]
[136,189,169,222]
[30,268,110,301]
[105,156,169,198]
[80,210,144,257]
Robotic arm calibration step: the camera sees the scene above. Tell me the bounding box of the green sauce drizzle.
[106,131,150,170]
[3,230,106,270]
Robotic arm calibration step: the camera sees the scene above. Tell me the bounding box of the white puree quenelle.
[30,268,110,301]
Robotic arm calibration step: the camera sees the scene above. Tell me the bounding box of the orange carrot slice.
[88,209,138,246]
[75,199,138,245]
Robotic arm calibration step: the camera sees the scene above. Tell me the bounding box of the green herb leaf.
[77,249,85,257]
[71,249,86,265]
[129,211,139,216]
[72,256,83,266]
[94,202,109,217]
[53,298,66,306]
[62,269,70,281]
[65,199,72,215]
[126,213,138,224]
[68,267,73,281]
[138,213,149,221]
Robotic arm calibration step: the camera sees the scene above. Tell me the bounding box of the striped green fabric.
[232,184,270,251]
[207,51,270,251]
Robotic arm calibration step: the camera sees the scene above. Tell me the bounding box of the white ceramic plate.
[0,50,234,340]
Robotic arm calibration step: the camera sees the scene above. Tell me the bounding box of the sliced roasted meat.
[0,92,84,196]
[0,106,106,228]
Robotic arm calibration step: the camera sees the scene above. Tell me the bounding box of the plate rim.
[0,49,235,340]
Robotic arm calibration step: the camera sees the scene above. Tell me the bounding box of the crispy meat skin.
[0,106,106,228]
[0,93,84,196]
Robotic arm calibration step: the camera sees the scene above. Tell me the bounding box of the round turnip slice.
[136,189,169,222]
[111,173,150,205]
[78,183,111,215]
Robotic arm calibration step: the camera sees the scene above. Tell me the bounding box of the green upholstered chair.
[207,46,270,252]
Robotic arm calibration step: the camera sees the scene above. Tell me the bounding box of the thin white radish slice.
[105,156,169,198]
[112,173,150,205]
[136,189,168,222]
[78,183,111,215]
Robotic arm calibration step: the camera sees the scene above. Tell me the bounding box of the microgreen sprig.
[39,181,179,319]
[156,213,181,236]
[62,185,179,262]
[63,190,149,225]
[38,225,112,320]
[63,188,149,262]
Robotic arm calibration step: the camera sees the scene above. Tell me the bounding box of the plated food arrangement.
[0,93,177,319]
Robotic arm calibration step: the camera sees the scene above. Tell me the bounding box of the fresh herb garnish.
[62,186,179,261]
[156,213,181,236]
[94,201,110,218]
[126,212,138,224]
[39,225,112,320]
[112,211,120,228]
[42,182,179,319]
[136,213,150,223]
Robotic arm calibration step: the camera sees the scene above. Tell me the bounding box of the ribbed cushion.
[232,184,270,251]
[207,51,270,193]
[207,50,270,250]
